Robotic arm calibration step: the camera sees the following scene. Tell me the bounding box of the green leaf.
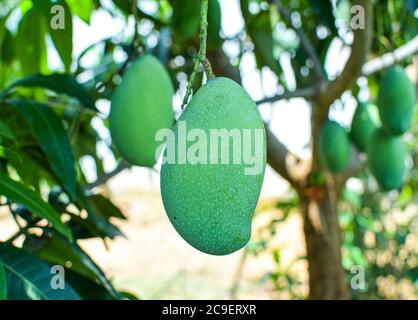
[0,258,6,300]
[16,7,48,75]
[88,194,127,220]
[65,270,115,300]
[76,190,124,239]
[0,174,73,241]
[66,0,93,23]
[7,152,53,192]
[112,0,131,14]
[273,249,281,264]
[48,0,73,70]
[0,28,15,65]
[171,0,201,42]
[0,244,80,300]
[10,99,77,198]
[0,145,22,163]
[120,291,140,300]
[309,0,337,35]
[8,74,97,110]
[0,121,16,141]
[240,0,280,73]
[24,235,120,299]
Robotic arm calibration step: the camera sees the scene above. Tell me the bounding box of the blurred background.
[0,0,417,300]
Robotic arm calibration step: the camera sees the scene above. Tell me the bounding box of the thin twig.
[85,161,131,191]
[362,35,418,76]
[270,0,325,82]
[131,0,141,50]
[256,86,316,105]
[181,0,214,109]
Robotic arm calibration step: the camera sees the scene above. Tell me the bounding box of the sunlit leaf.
[66,0,93,23]
[10,100,77,199]
[0,145,22,163]
[16,7,48,75]
[48,0,73,70]
[7,74,97,110]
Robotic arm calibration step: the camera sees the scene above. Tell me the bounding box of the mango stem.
[181,0,216,109]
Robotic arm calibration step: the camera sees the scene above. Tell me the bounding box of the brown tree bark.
[299,188,348,299]
[301,0,373,299]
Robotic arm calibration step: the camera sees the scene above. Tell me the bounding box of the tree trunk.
[300,186,348,299]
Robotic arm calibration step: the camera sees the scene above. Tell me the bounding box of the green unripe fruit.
[318,120,351,173]
[160,77,266,255]
[377,66,417,136]
[367,128,406,191]
[350,102,380,152]
[109,55,174,167]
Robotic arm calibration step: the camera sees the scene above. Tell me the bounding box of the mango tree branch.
[320,0,373,108]
[85,161,131,191]
[269,0,325,83]
[362,35,418,76]
[181,0,214,109]
[265,125,302,190]
[256,86,316,105]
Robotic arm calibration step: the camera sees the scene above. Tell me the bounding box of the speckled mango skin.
[350,102,380,152]
[318,120,351,173]
[109,55,174,167]
[160,77,266,255]
[367,128,406,191]
[377,66,416,136]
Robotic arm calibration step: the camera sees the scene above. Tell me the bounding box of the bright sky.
[45,0,358,197]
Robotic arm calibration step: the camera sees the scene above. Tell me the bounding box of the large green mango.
[377,66,416,136]
[350,102,380,152]
[318,120,351,173]
[109,55,174,167]
[160,77,266,255]
[367,128,406,191]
